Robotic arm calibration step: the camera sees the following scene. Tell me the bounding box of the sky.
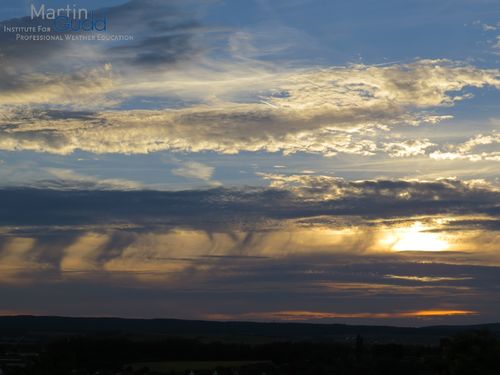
[0,0,499,326]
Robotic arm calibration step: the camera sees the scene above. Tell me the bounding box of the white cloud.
[494,36,500,49]
[0,60,498,157]
[258,172,499,201]
[430,132,500,162]
[383,139,435,158]
[42,168,144,190]
[171,161,215,181]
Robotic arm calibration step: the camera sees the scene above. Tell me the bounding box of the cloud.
[221,309,478,322]
[1,175,499,294]
[0,60,498,156]
[1,0,499,324]
[0,11,103,106]
[0,176,498,233]
[0,179,498,322]
[0,237,41,274]
[472,20,499,32]
[0,0,201,107]
[1,232,498,324]
[171,161,215,181]
[109,33,199,67]
[60,233,109,272]
[384,274,473,283]
[383,139,435,158]
[33,168,144,190]
[258,173,499,203]
[430,132,500,162]
[0,67,115,107]
[483,24,497,32]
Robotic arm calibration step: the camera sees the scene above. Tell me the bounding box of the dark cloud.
[0,16,63,66]
[0,177,498,233]
[0,258,499,325]
[0,178,498,324]
[29,109,100,121]
[110,33,198,66]
[102,0,202,68]
[441,219,500,232]
[0,0,202,100]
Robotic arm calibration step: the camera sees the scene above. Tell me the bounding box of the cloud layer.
[1,0,500,324]
[0,60,498,157]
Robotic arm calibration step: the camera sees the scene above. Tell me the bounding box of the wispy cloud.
[171,161,219,185]
[39,168,144,190]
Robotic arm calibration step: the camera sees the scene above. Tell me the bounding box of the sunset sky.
[0,0,499,326]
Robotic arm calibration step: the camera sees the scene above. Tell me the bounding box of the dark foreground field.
[0,316,499,375]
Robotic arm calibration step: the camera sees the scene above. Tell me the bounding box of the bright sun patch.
[386,222,450,252]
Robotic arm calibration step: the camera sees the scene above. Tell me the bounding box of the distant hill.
[0,316,499,344]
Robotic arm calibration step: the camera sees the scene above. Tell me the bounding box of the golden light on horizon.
[219,309,478,322]
[384,222,450,252]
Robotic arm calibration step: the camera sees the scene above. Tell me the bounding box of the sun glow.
[385,222,450,252]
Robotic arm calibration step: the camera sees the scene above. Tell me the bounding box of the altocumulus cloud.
[0,175,498,229]
[1,1,499,160]
[430,131,500,162]
[0,60,499,157]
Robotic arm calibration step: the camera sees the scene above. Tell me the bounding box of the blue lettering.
[52,12,107,32]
